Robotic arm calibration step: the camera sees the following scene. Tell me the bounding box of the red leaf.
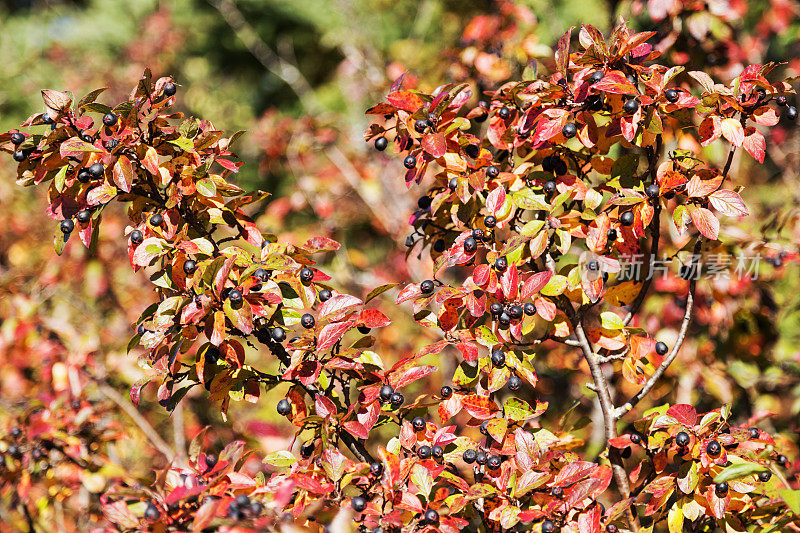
[690,206,720,240]
[752,106,779,126]
[112,155,133,192]
[343,421,369,439]
[486,186,507,215]
[521,271,552,298]
[594,70,637,94]
[391,365,437,389]
[319,293,363,321]
[142,146,159,175]
[667,404,698,426]
[359,308,391,327]
[386,91,424,113]
[304,236,341,252]
[421,132,446,158]
[708,189,749,217]
[699,115,722,146]
[462,394,499,420]
[555,27,574,76]
[317,322,352,351]
[721,118,744,147]
[396,283,422,304]
[742,128,766,163]
[315,394,337,418]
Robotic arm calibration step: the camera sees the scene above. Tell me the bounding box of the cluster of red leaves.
[2,9,799,533]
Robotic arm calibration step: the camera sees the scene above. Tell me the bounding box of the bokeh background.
[1,0,800,529]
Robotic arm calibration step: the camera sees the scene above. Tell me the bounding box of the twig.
[253,329,375,463]
[97,383,176,460]
[614,237,703,418]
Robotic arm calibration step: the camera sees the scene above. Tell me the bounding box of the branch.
[97,383,176,460]
[253,329,375,464]
[614,237,703,418]
[623,202,661,326]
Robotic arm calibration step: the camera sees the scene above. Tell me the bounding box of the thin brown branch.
[623,202,661,326]
[615,237,703,418]
[252,329,375,464]
[97,383,176,460]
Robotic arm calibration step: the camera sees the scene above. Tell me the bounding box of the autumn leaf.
[708,189,749,217]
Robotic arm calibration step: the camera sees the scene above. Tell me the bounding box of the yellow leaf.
[668,498,685,533]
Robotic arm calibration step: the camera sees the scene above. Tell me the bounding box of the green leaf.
[611,154,640,184]
[600,311,624,330]
[77,87,109,108]
[713,462,767,483]
[780,489,800,516]
[504,398,534,421]
[196,177,217,197]
[364,283,398,304]
[168,136,195,152]
[263,450,297,468]
[82,102,114,115]
[53,165,68,193]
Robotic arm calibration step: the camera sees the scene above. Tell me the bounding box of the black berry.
[664,89,679,103]
[163,82,177,96]
[441,385,452,398]
[463,449,477,463]
[424,509,439,526]
[544,180,556,194]
[300,314,315,329]
[758,470,772,482]
[253,268,269,282]
[404,155,417,169]
[623,99,639,114]
[149,213,163,227]
[491,350,506,367]
[706,440,721,457]
[380,384,394,402]
[475,451,487,465]
[486,165,499,178]
[417,196,431,210]
[655,341,668,356]
[390,392,405,408]
[523,303,535,316]
[420,279,435,294]
[495,257,508,271]
[542,519,557,533]
[487,455,501,470]
[484,215,497,228]
[630,431,643,445]
[277,398,291,416]
[776,95,787,106]
[10,132,24,145]
[88,162,104,179]
[370,462,383,476]
[620,211,635,226]
[449,177,458,190]
[183,260,197,275]
[490,303,503,316]
[130,229,143,244]
[562,122,577,139]
[299,267,314,283]
[748,427,760,439]
[144,502,160,520]
[417,445,432,459]
[551,486,564,498]
[498,106,511,119]
[786,105,798,121]
[318,288,332,301]
[590,71,605,84]
[12,150,26,162]
[77,170,92,183]
[509,305,523,319]
[464,237,477,253]
[271,327,286,342]
[607,228,617,241]
[646,183,660,198]
[76,209,92,224]
[102,113,118,127]
[228,289,243,304]
[412,416,426,432]
[777,454,788,467]
[714,481,729,496]
[60,219,75,234]
[351,496,367,512]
